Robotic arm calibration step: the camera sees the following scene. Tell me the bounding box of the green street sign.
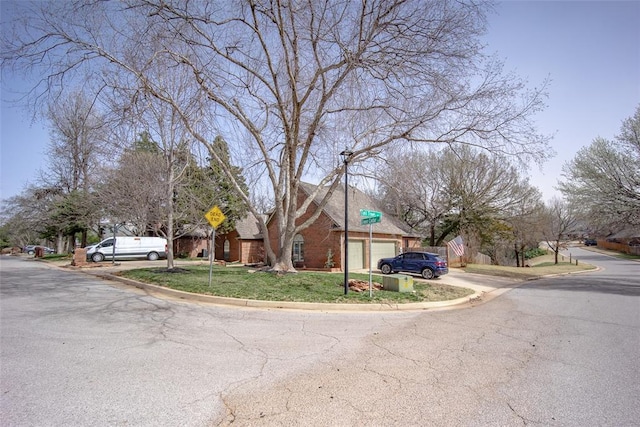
[360,209,382,218]
[361,216,381,225]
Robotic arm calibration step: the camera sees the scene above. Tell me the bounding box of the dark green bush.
[525,247,548,259]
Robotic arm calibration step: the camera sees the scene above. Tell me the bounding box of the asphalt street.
[1,248,638,426]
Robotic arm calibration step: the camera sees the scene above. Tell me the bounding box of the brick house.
[173,227,209,258]
[214,215,266,264]
[265,182,421,271]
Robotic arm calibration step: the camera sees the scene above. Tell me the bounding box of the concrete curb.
[97,272,483,312]
[43,259,599,312]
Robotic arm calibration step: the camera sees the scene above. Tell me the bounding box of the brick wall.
[266,189,421,270]
[267,190,343,270]
[213,231,266,264]
[241,240,265,264]
[174,236,208,258]
[215,231,238,261]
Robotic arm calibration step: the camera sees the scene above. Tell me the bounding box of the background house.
[174,227,210,258]
[214,215,266,264]
[197,183,423,270]
[265,182,421,271]
[601,228,640,255]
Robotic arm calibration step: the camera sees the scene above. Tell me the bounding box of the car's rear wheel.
[421,268,434,279]
[91,252,105,262]
[380,263,393,274]
[27,250,35,255]
[147,251,159,261]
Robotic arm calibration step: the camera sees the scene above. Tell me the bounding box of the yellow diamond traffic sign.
[205,205,226,228]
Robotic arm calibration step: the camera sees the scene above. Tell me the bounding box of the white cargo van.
[86,236,167,262]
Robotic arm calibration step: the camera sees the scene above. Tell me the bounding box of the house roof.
[176,225,210,238]
[234,214,265,239]
[607,228,640,239]
[298,182,416,236]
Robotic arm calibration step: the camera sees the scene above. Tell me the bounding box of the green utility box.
[382,274,413,293]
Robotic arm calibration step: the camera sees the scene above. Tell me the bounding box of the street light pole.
[340,149,354,295]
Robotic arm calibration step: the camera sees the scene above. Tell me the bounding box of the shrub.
[324,248,335,269]
[525,247,547,259]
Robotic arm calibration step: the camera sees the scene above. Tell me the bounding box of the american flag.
[447,235,465,257]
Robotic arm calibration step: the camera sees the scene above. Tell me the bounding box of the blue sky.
[482,1,640,200]
[1,1,639,202]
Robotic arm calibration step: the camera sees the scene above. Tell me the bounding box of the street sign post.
[359,209,382,297]
[204,205,226,286]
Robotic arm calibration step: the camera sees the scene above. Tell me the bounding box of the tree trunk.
[429,224,436,247]
[67,233,75,253]
[271,256,295,272]
[166,165,175,270]
[57,231,65,254]
[270,228,296,273]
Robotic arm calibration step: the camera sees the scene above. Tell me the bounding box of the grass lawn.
[463,254,596,280]
[44,250,602,304]
[119,266,474,304]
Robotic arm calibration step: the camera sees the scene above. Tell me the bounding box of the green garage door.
[348,240,364,271]
[371,241,397,266]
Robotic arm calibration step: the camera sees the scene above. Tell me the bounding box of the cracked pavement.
[1,248,638,426]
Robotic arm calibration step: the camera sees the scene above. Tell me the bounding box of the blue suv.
[377,252,448,279]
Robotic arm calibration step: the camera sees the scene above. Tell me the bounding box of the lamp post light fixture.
[340,149,354,295]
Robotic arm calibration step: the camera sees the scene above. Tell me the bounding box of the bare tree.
[0,91,109,253]
[376,145,545,265]
[98,146,166,238]
[0,191,42,249]
[618,105,640,158]
[378,146,540,243]
[505,189,546,267]
[544,197,578,264]
[376,149,454,246]
[2,0,552,272]
[45,92,107,192]
[559,105,640,231]
[127,90,199,270]
[0,185,66,251]
[43,91,109,248]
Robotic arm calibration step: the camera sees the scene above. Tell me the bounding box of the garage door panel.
[348,240,364,271]
[371,241,396,264]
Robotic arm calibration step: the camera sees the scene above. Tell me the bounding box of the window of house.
[292,234,304,262]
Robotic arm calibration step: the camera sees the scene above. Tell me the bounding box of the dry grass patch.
[464,254,596,280]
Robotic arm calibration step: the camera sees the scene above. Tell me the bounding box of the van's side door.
[99,238,115,258]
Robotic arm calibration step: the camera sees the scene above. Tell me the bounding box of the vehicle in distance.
[86,236,167,262]
[377,252,448,279]
[584,239,597,246]
[23,245,55,255]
